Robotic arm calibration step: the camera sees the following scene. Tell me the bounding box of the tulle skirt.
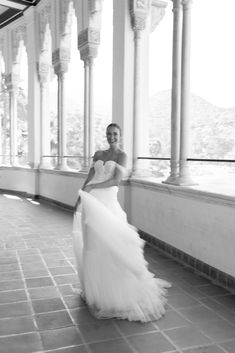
[72,187,170,322]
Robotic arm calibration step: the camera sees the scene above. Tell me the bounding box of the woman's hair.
[106,123,122,135]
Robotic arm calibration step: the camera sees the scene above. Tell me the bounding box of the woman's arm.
[84,152,127,192]
[74,152,99,209]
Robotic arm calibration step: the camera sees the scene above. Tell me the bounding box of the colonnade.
[0,0,195,186]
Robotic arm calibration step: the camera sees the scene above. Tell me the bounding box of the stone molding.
[37,62,51,83]
[172,0,182,11]
[181,0,193,9]
[60,0,73,36]
[151,0,167,32]
[12,25,27,62]
[130,0,150,31]
[5,73,20,91]
[78,27,100,61]
[52,47,70,75]
[39,5,51,52]
[88,0,103,15]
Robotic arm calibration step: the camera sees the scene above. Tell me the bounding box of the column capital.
[130,0,151,31]
[5,73,20,91]
[37,62,50,84]
[181,0,193,9]
[172,0,182,11]
[52,48,70,75]
[151,0,167,32]
[78,27,100,61]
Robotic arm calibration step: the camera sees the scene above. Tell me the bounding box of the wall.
[0,167,234,278]
[129,179,235,278]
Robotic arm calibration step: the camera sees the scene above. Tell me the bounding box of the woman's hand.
[74,196,81,211]
[84,184,93,193]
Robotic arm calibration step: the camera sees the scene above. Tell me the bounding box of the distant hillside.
[149,90,235,159]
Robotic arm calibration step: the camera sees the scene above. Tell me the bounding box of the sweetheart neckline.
[95,160,116,166]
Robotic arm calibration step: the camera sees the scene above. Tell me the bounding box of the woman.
[73,123,170,322]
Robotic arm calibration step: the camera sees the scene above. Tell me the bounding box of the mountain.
[149,90,235,160]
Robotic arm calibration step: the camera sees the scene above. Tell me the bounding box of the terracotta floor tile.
[28,286,60,299]
[114,319,157,335]
[46,345,88,353]
[25,276,54,288]
[0,289,27,304]
[0,301,33,318]
[63,295,86,309]
[79,321,121,343]
[0,279,25,291]
[49,266,76,276]
[182,345,226,353]
[32,297,66,313]
[127,331,176,353]
[40,326,82,350]
[35,310,74,330]
[164,326,211,349]
[156,309,191,330]
[219,339,235,353]
[89,338,134,353]
[1,194,235,353]
[0,316,36,335]
[0,332,43,353]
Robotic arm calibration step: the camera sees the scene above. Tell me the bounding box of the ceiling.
[0,0,40,29]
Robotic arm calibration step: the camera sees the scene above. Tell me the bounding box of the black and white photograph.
[0,0,234,352]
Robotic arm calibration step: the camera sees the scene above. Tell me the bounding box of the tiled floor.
[0,192,235,353]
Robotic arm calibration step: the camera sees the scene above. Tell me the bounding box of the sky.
[149,0,235,108]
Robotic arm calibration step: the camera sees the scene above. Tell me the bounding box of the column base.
[164,174,197,186]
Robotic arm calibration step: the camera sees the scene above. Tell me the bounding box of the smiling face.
[106,125,121,148]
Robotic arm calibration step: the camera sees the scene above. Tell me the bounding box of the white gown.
[73,160,171,322]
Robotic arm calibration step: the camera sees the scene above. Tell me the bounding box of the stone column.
[38,62,51,169]
[164,0,182,184]
[130,0,150,175]
[5,73,20,166]
[52,48,70,170]
[78,28,100,170]
[178,0,195,185]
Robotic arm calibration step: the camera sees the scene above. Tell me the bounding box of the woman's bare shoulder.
[117,150,127,166]
[93,150,105,161]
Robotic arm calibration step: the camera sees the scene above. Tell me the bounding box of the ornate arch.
[39,4,52,53]
[11,24,27,64]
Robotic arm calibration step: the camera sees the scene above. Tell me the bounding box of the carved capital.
[39,5,51,51]
[172,0,182,12]
[5,73,20,91]
[0,35,4,54]
[37,62,50,83]
[12,25,27,62]
[130,0,150,31]
[78,28,100,60]
[89,0,103,15]
[52,48,70,75]
[151,0,167,32]
[181,0,193,10]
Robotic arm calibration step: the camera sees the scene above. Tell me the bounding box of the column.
[164,0,182,184]
[130,0,151,175]
[52,48,70,170]
[78,28,100,170]
[112,0,135,168]
[5,73,19,166]
[178,0,195,185]
[25,7,41,169]
[38,62,51,169]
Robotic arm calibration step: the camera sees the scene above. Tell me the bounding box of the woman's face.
[106,126,121,147]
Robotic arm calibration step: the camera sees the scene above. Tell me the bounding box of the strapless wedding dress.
[72,160,170,322]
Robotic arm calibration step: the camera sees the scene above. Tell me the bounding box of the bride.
[73,123,170,322]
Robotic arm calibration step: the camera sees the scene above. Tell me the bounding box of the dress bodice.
[88,160,117,185]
